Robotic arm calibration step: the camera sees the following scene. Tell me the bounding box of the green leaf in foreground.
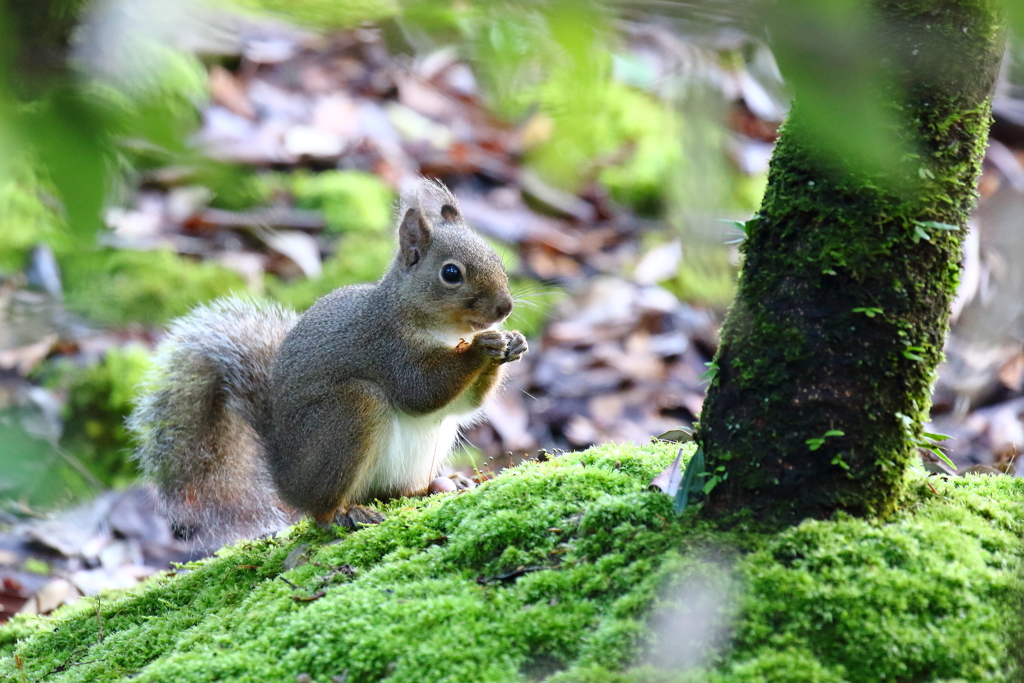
[673,445,705,513]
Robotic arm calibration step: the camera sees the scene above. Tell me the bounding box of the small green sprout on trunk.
[806,429,845,451]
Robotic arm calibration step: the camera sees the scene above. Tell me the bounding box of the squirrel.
[128,179,527,543]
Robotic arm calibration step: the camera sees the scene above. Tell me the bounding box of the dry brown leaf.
[0,334,57,376]
[649,448,685,494]
[484,390,532,451]
[208,65,254,120]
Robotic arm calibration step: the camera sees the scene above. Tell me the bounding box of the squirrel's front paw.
[471,330,528,364]
[502,331,528,363]
[471,330,508,360]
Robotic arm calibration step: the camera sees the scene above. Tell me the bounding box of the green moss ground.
[1,443,1022,682]
[265,171,397,311]
[290,171,395,235]
[61,249,246,326]
[31,345,152,488]
[266,231,395,312]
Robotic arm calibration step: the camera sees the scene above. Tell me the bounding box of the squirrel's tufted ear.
[440,203,459,222]
[399,208,430,268]
[400,177,461,225]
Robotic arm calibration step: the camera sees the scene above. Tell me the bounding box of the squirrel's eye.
[440,263,463,284]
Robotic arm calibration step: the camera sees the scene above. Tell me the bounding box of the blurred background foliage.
[33,345,150,485]
[0,0,1020,509]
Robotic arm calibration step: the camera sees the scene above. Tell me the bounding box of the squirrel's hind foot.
[328,505,387,531]
[448,472,476,490]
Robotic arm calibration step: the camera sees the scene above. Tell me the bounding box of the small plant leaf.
[702,474,722,495]
[922,431,952,442]
[673,446,705,514]
[716,218,749,234]
[915,220,959,231]
[699,362,719,381]
[903,348,924,361]
[922,445,957,471]
[808,429,843,451]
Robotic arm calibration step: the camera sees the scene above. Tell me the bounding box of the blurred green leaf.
[33,345,152,487]
[915,220,959,231]
[0,416,94,509]
[15,88,111,242]
[758,0,906,178]
[673,445,705,513]
[1009,1,1023,36]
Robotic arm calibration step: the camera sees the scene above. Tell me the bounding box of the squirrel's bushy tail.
[129,297,299,543]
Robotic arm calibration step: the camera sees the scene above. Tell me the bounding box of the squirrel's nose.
[494,298,513,321]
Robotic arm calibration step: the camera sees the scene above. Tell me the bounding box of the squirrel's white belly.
[360,395,481,499]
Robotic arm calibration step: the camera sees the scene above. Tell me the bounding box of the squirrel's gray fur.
[129,297,300,541]
[130,178,525,544]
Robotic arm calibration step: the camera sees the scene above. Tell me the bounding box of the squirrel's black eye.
[441,263,463,284]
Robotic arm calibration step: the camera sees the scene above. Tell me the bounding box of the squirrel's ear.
[399,208,430,268]
[440,204,460,222]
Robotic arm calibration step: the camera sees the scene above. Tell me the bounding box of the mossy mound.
[291,171,395,235]
[62,249,246,327]
[2,443,1022,682]
[262,170,396,311]
[32,345,152,488]
[267,231,395,311]
[525,81,682,216]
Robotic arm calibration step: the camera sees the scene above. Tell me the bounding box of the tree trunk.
[696,0,1006,525]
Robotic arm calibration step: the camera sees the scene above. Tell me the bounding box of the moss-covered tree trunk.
[697,0,1006,524]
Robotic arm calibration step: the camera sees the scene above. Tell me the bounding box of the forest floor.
[1,3,1024,645]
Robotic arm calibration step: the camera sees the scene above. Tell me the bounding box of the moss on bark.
[696,0,1007,524]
